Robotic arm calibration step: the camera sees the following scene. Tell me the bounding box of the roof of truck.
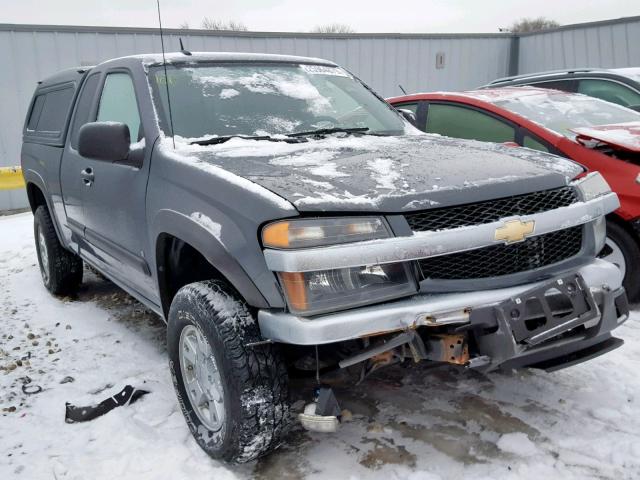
[38,66,93,87]
[38,52,337,86]
[110,51,337,67]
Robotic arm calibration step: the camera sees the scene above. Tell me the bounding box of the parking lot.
[2,211,640,479]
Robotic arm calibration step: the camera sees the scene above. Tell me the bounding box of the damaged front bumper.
[258,259,629,371]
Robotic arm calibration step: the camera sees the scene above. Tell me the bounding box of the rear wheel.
[600,220,640,301]
[168,280,291,463]
[34,206,83,295]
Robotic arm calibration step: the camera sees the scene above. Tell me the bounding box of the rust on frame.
[427,333,469,365]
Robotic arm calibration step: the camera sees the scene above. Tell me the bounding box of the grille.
[418,226,583,280]
[406,186,578,232]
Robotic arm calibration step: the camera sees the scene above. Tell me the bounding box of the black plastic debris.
[65,385,150,424]
[315,386,341,418]
[19,376,42,395]
[22,384,43,395]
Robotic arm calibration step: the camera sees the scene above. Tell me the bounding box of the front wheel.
[167,280,291,464]
[600,220,640,301]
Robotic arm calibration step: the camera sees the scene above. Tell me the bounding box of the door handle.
[81,167,94,186]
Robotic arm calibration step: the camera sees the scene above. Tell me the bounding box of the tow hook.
[298,385,342,433]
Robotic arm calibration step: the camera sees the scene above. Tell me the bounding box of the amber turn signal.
[278,272,308,312]
[262,221,290,248]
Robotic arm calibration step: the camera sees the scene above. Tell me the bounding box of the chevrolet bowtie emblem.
[494,219,535,244]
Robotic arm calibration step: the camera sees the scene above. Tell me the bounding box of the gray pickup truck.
[21,52,629,463]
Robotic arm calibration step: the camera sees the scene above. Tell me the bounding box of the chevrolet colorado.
[21,52,628,463]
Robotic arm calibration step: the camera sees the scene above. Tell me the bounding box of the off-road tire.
[605,220,640,301]
[167,280,291,464]
[34,206,83,295]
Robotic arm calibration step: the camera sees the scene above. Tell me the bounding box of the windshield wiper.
[190,134,306,146]
[190,127,372,145]
[288,127,370,138]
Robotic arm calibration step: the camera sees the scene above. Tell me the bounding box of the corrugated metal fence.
[518,16,640,73]
[1,16,639,211]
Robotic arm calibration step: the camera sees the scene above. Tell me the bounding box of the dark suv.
[21,52,628,463]
[485,68,640,110]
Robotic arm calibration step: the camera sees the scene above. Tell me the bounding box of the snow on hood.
[571,121,640,153]
[166,134,583,212]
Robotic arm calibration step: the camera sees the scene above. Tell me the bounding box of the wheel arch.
[23,166,52,214]
[153,210,270,319]
[23,172,66,245]
[607,212,640,245]
[26,181,47,213]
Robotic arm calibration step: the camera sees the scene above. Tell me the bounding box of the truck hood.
[571,121,640,153]
[172,134,583,212]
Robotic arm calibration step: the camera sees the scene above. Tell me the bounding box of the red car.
[388,87,640,300]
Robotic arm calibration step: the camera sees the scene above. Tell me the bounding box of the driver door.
[76,70,156,300]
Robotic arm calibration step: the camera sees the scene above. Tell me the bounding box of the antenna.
[179,38,192,56]
[398,84,407,95]
[156,0,176,149]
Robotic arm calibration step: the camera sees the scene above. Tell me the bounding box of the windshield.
[148,63,406,139]
[492,90,640,138]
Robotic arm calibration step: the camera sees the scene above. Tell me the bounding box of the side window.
[523,135,549,152]
[26,95,46,130]
[426,104,515,143]
[394,102,418,114]
[26,87,75,134]
[393,102,423,130]
[97,73,141,142]
[530,79,578,93]
[577,79,640,108]
[70,73,100,149]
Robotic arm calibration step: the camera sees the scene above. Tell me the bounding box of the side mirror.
[396,108,417,127]
[78,122,131,162]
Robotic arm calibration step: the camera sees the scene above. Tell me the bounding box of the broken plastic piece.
[298,385,341,433]
[65,385,150,423]
[298,402,340,433]
[315,386,341,417]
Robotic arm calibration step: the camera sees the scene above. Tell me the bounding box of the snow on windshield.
[190,67,332,115]
[149,63,407,139]
[489,89,640,138]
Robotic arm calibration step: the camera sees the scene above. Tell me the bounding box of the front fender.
[151,209,277,312]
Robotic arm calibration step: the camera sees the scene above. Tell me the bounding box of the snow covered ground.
[2,211,640,480]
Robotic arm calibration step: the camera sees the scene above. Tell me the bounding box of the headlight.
[278,263,416,316]
[262,217,417,315]
[262,217,390,249]
[575,172,612,201]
